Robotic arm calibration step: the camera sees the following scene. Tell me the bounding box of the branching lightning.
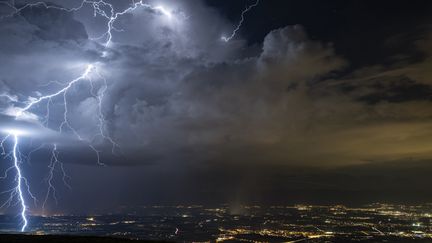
[15,64,111,167]
[221,0,260,42]
[90,0,173,47]
[0,0,175,231]
[0,93,18,103]
[0,131,36,232]
[43,143,70,210]
[2,0,173,47]
[12,134,28,232]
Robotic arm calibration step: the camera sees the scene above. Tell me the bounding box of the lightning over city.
[0,0,176,231]
[1,0,432,242]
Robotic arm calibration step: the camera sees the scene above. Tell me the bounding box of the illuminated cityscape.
[0,203,431,242]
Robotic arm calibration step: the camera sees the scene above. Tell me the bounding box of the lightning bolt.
[43,143,70,210]
[221,0,260,42]
[90,0,173,47]
[1,65,109,232]
[17,64,94,117]
[11,134,28,232]
[0,93,18,103]
[1,0,173,47]
[17,64,115,167]
[0,50,108,234]
[0,131,36,232]
[0,134,9,156]
[0,0,175,232]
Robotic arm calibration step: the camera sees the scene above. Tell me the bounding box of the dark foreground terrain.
[2,234,432,243]
[0,234,165,243]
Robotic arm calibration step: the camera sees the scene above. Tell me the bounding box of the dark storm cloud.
[2,1,432,167]
[95,24,350,167]
[19,4,88,41]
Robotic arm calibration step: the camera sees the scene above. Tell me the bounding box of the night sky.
[0,0,432,215]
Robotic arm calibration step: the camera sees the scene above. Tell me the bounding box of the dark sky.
[0,0,432,214]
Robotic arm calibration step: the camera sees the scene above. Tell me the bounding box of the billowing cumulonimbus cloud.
[1,0,432,168]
